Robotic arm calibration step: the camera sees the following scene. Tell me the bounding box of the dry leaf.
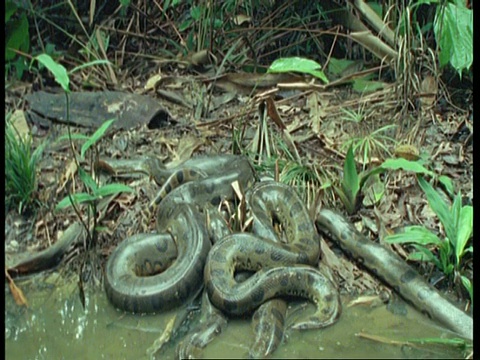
[185,49,214,67]
[233,14,251,25]
[419,75,437,106]
[266,97,286,130]
[57,159,78,194]
[394,144,420,161]
[146,315,176,357]
[174,135,206,164]
[9,110,31,140]
[348,295,385,308]
[5,268,28,307]
[306,91,328,135]
[144,74,163,91]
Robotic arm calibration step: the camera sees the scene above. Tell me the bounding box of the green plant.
[173,1,227,53]
[335,147,453,215]
[335,145,386,214]
[460,276,473,306]
[433,1,472,75]
[268,57,329,84]
[405,336,472,356]
[340,155,473,300]
[31,54,134,243]
[55,119,134,213]
[384,175,472,294]
[403,0,472,75]
[234,107,332,206]
[5,113,45,214]
[340,106,368,124]
[342,124,397,170]
[336,145,360,214]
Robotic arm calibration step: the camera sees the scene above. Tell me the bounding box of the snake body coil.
[104,155,255,313]
[204,182,341,330]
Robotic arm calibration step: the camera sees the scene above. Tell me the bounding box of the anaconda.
[179,182,314,359]
[204,181,341,330]
[105,156,340,358]
[104,155,255,313]
[104,204,210,313]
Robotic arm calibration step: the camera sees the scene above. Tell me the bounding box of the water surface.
[5,271,467,359]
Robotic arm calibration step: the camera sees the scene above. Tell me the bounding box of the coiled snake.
[105,155,256,312]
[104,154,341,358]
[204,181,340,330]
[104,153,472,359]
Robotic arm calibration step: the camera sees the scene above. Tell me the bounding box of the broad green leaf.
[407,251,431,262]
[5,14,29,61]
[359,166,385,189]
[460,275,473,304]
[385,226,443,246]
[450,193,462,250]
[213,19,223,29]
[191,6,202,20]
[56,193,97,210]
[95,225,108,232]
[70,59,112,74]
[362,173,384,207]
[352,79,386,93]
[34,54,70,92]
[408,246,442,269]
[78,167,98,193]
[268,57,329,84]
[417,176,456,244]
[434,2,472,73]
[343,145,359,200]
[6,1,18,24]
[13,57,28,79]
[455,205,473,263]
[406,336,468,347]
[335,185,355,215]
[443,263,454,276]
[380,158,434,176]
[80,118,116,159]
[94,183,134,197]
[327,58,358,76]
[438,240,452,272]
[56,133,91,143]
[438,175,455,197]
[450,192,462,238]
[179,19,193,32]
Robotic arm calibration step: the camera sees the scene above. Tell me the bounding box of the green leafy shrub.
[335,145,385,214]
[385,175,472,299]
[55,118,135,211]
[434,1,472,75]
[32,54,134,240]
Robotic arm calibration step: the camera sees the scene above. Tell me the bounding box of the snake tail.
[316,208,472,341]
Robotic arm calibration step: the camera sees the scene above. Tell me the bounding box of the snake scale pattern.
[105,154,341,358]
[104,153,472,359]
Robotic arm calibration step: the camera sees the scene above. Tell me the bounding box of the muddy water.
[5,272,467,360]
